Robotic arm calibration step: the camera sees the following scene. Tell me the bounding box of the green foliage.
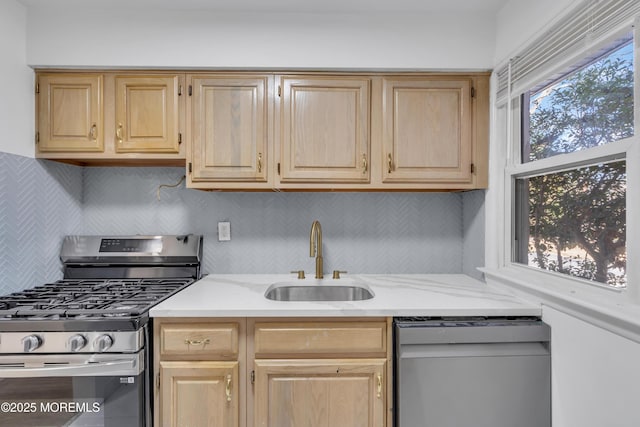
[526,44,632,287]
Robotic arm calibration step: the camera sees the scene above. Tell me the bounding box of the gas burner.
[0,278,194,321]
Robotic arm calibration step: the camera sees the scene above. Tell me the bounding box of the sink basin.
[264,280,375,302]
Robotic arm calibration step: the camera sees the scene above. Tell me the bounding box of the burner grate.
[0,278,193,320]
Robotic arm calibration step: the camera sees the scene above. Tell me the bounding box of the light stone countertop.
[150,274,541,318]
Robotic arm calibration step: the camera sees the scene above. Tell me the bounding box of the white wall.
[0,0,34,157]
[25,9,496,70]
[544,307,640,427]
[494,0,583,64]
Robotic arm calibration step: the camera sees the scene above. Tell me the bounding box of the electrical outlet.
[218,222,231,241]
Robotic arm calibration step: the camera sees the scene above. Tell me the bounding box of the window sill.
[480,265,640,343]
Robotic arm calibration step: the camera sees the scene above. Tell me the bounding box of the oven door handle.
[0,354,144,377]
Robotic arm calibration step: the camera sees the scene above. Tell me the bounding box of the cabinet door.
[279,76,370,183]
[254,359,386,427]
[160,361,239,427]
[382,78,473,183]
[37,74,103,152]
[189,75,269,183]
[115,75,181,153]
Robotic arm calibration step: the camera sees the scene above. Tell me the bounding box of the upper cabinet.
[187,74,271,189]
[36,70,488,190]
[36,72,185,165]
[382,77,473,184]
[374,74,489,190]
[277,76,370,185]
[114,75,181,154]
[37,73,103,153]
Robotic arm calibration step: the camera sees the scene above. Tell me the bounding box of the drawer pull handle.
[387,153,393,174]
[257,152,263,173]
[362,153,368,174]
[226,374,232,402]
[377,374,382,398]
[116,123,123,144]
[89,123,97,141]
[184,338,210,346]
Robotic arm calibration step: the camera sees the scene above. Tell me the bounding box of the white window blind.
[495,0,640,104]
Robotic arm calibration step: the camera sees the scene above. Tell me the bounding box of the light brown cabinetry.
[373,74,489,189]
[187,75,271,189]
[36,72,185,165]
[153,317,392,427]
[36,73,103,153]
[249,318,391,427]
[185,72,487,190]
[114,75,182,154]
[154,319,245,427]
[36,70,488,189]
[253,359,386,427]
[159,361,239,427]
[277,76,371,184]
[382,77,473,184]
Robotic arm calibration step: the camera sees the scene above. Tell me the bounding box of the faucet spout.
[309,220,323,279]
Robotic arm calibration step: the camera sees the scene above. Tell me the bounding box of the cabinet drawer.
[254,320,387,357]
[160,323,239,358]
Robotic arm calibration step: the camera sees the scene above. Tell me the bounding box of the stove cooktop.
[0,278,193,330]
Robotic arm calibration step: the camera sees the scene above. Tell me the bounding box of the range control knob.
[94,334,114,353]
[21,335,42,353]
[68,334,87,352]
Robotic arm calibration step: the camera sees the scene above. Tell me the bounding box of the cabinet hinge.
[471,87,476,98]
[35,83,40,94]
[277,163,281,175]
[277,85,281,97]
[178,133,182,145]
[250,370,255,385]
[188,85,192,96]
[178,85,182,96]
[188,162,192,173]
[156,373,160,390]
[35,132,39,145]
[471,163,475,174]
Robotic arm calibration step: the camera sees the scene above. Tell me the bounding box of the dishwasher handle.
[395,322,550,345]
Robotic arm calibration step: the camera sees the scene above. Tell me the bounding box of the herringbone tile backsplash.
[0,152,485,293]
[0,152,83,294]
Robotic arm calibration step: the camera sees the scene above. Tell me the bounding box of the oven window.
[0,375,144,427]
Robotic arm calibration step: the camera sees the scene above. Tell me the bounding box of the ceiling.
[18,0,509,14]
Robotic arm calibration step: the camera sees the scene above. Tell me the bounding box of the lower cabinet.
[159,361,239,427]
[253,359,387,427]
[154,317,391,427]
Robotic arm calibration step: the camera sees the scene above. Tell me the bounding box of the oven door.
[0,352,147,427]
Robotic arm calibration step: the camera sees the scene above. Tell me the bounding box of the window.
[513,40,634,288]
[523,42,634,163]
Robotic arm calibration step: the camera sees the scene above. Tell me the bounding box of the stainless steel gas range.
[0,234,203,427]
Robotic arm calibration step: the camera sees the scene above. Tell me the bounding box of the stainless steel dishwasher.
[394,317,551,427]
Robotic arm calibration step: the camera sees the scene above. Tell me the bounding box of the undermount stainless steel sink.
[264,280,375,302]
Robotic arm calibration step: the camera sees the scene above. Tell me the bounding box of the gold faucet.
[309,220,323,279]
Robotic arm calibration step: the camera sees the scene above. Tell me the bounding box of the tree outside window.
[517,41,633,287]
